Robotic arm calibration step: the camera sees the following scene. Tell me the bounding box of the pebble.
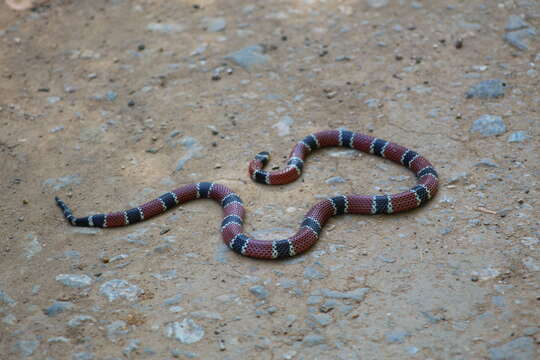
[164,318,205,344]
[474,158,499,168]
[147,23,184,33]
[367,0,389,8]
[0,288,16,306]
[203,17,227,32]
[105,91,118,101]
[309,313,333,327]
[73,352,95,360]
[164,294,183,306]
[47,96,61,104]
[99,279,143,302]
[49,125,65,133]
[23,233,42,259]
[505,15,530,31]
[123,339,140,356]
[507,131,530,143]
[302,334,326,346]
[273,115,294,136]
[319,288,369,302]
[470,115,506,136]
[303,266,326,280]
[488,337,535,360]
[190,311,223,321]
[522,257,540,272]
[55,274,93,288]
[249,285,269,299]
[43,174,81,190]
[325,176,346,184]
[504,28,537,51]
[44,301,73,316]
[67,315,96,327]
[385,329,410,344]
[171,349,199,359]
[465,79,506,99]
[225,45,270,70]
[107,320,128,342]
[2,313,17,325]
[14,340,39,357]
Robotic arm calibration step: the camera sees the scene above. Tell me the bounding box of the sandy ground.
[1,0,539,359]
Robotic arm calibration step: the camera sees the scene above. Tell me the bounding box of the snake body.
[56,130,439,259]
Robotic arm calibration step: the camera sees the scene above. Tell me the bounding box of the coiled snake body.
[56,130,439,259]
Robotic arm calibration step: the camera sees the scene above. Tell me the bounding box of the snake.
[55,129,439,259]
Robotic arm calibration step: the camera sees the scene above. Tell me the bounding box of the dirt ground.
[1,0,539,359]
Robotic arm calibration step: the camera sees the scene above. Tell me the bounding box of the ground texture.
[0,0,539,359]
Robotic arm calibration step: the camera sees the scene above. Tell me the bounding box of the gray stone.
[203,17,226,32]
[164,294,183,306]
[507,131,530,143]
[488,337,535,360]
[14,340,39,357]
[123,339,140,356]
[504,28,537,50]
[491,296,506,307]
[105,91,118,101]
[466,79,506,99]
[190,311,223,320]
[303,334,326,346]
[307,295,323,305]
[474,158,499,168]
[43,174,81,190]
[55,274,93,288]
[47,96,61,104]
[309,313,333,327]
[249,285,268,299]
[171,349,199,359]
[175,137,204,171]
[522,257,540,272]
[0,288,16,306]
[304,266,326,280]
[505,15,531,31]
[147,23,184,33]
[272,115,294,136]
[23,233,42,259]
[67,315,96,327]
[325,176,346,184]
[320,288,369,302]
[367,0,389,8]
[49,125,65,133]
[107,320,128,342]
[44,301,73,316]
[470,115,506,136]
[151,269,178,281]
[99,279,143,302]
[2,313,17,325]
[73,352,95,360]
[165,318,205,344]
[278,278,297,289]
[385,329,410,344]
[225,45,270,70]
